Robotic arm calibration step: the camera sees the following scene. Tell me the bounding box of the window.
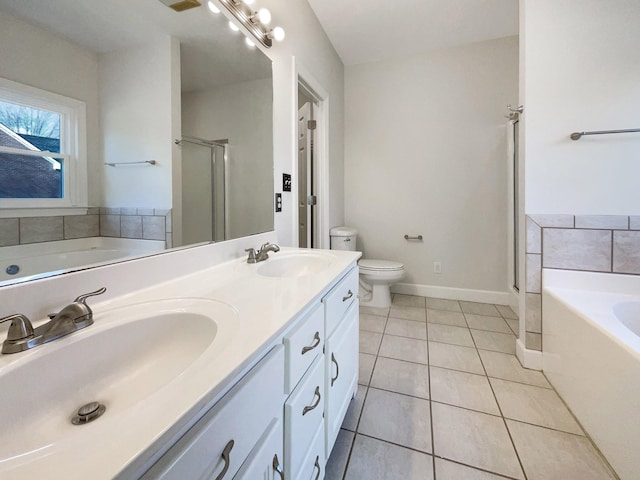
[0,78,87,209]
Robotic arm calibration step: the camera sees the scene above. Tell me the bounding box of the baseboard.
[516,338,543,370]
[391,282,511,305]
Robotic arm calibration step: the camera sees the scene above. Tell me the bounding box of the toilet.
[330,227,405,308]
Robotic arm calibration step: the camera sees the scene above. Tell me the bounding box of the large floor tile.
[496,304,518,320]
[428,323,475,347]
[392,294,426,308]
[360,331,383,354]
[435,458,510,479]
[427,297,462,312]
[430,367,499,415]
[389,304,427,322]
[360,313,387,333]
[464,314,512,334]
[370,356,430,399]
[359,352,376,386]
[432,403,524,479]
[342,384,367,431]
[507,420,616,480]
[427,308,467,327]
[385,317,427,340]
[478,350,550,388]
[326,428,354,480]
[470,329,516,354]
[360,305,390,317]
[460,301,500,317]
[345,435,434,480]
[359,388,432,453]
[379,334,429,364]
[428,341,485,375]
[490,378,583,434]
[505,318,520,337]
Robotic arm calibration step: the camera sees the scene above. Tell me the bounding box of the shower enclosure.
[179,135,228,244]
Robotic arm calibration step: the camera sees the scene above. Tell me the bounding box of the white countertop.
[0,245,360,479]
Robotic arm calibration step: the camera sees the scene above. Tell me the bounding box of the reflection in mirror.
[0,0,273,286]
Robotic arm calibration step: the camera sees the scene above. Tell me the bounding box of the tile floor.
[325,295,618,480]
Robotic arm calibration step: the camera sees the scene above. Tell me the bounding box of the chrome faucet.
[245,243,280,263]
[0,287,106,354]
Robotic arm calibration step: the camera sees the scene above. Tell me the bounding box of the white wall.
[229,0,345,247]
[182,77,273,241]
[99,37,177,209]
[522,0,640,214]
[0,12,101,205]
[345,37,519,294]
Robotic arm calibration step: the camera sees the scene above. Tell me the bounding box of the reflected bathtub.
[543,269,640,480]
[0,237,165,285]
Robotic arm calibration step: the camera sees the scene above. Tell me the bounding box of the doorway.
[298,87,316,248]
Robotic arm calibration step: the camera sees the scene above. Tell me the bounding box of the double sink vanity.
[0,237,361,479]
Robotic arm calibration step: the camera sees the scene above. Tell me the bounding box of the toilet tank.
[330,227,357,251]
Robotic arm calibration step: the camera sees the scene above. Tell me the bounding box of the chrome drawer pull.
[313,455,321,480]
[302,386,321,416]
[214,439,234,480]
[272,453,285,480]
[331,353,339,387]
[342,289,354,302]
[301,331,321,355]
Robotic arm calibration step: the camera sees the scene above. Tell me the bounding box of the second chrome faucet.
[245,243,280,264]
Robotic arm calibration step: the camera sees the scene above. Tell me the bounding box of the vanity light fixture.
[207,1,220,13]
[216,0,284,47]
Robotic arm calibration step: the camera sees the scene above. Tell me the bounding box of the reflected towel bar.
[104,160,156,167]
[404,234,423,241]
[570,128,640,140]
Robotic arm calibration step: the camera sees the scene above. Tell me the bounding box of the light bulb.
[257,8,271,25]
[270,26,285,42]
[245,37,256,48]
[242,0,255,4]
[207,1,220,13]
[228,21,240,32]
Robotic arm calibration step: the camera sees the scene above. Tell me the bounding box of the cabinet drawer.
[143,346,284,480]
[323,267,358,336]
[285,355,325,478]
[295,422,325,480]
[233,417,283,480]
[284,302,324,393]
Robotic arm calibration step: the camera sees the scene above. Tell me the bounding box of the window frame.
[0,77,87,210]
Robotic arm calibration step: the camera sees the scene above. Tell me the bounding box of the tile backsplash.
[0,208,172,248]
[524,214,640,351]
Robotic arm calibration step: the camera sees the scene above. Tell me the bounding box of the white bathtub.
[0,237,165,286]
[543,269,640,480]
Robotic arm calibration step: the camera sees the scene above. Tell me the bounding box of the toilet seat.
[359,259,404,272]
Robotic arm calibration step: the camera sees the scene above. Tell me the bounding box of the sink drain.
[71,401,106,425]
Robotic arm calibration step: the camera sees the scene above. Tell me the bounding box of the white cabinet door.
[295,422,325,480]
[234,418,284,480]
[324,302,359,456]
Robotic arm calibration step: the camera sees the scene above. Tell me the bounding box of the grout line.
[426,315,437,479]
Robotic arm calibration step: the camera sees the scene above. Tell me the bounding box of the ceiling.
[307,0,519,66]
[0,0,271,91]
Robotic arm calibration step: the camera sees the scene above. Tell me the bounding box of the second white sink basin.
[0,297,238,478]
[257,252,334,277]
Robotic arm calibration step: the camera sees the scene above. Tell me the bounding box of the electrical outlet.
[433,261,442,274]
[275,193,282,212]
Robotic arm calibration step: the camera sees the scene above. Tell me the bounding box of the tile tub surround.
[0,208,172,247]
[524,214,640,352]
[326,294,616,480]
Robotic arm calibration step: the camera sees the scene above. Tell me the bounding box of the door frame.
[293,58,330,249]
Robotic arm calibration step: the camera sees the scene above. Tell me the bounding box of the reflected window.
[0,78,86,209]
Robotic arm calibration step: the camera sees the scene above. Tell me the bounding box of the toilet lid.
[359,259,404,271]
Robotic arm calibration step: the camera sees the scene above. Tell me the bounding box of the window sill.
[0,207,90,219]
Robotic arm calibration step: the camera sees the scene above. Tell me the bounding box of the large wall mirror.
[0,0,274,286]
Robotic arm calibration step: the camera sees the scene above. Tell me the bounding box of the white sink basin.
[0,298,238,478]
[257,252,334,277]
